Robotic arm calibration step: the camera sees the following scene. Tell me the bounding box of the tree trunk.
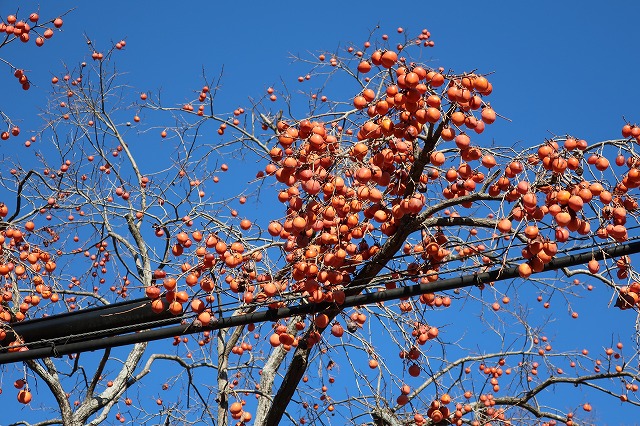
[262,346,310,426]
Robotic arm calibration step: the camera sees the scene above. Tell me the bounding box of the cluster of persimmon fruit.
[0,124,20,141]
[1,13,64,90]
[405,394,509,426]
[250,45,498,344]
[0,217,62,339]
[499,133,640,310]
[144,231,268,330]
[13,378,32,405]
[258,64,494,319]
[228,400,252,424]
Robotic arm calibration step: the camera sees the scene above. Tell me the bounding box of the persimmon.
[481,107,496,124]
[314,313,330,328]
[430,409,443,422]
[524,225,539,239]
[357,61,372,73]
[175,291,189,303]
[567,195,584,212]
[518,262,532,278]
[353,95,368,110]
[352,142,368,160]
[405,72,420,88]
[429,72,445,87]
[380,50,398,68]
[229,401,243,414]
[17,389,32,404]
[554,211,571,226]
[361,88,375,102]
[267,221,283,237]
[497,219,512,233]
[471,75,488,91]
[408,364,421,377]
[331,323,344,337]
[163,277,177,291]
[522,193,537,208]
[481,154,497,168]
[197,311,212,326]
[145,286,161,299]
[168,301,183,315]
[374,99,390,116]
[397,394,408,405]
[599,190,612,204]
[595,156,610,171]
[450,111,465,126]
[266,333,280,347]
[430,151,445,166]
[260,282,276,297]
[151,299,164,314]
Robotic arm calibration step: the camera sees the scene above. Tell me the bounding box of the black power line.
[0,239,639,364]
[1,298,182,347]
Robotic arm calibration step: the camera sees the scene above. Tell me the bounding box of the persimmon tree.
[1,9,640,426]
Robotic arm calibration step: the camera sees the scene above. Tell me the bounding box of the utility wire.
[0,239,639,364]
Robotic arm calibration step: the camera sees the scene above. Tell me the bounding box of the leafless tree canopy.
[0,10,639,426]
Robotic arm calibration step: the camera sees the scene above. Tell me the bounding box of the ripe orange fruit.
[497,219,511,233]
[380,50,398,68]
[17,389,32,404]
[357,61,372,73]
[229,401,243,414]
[518,262,532,278]
[481,107,496,124]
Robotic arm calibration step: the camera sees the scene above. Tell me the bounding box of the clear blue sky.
[4,1,640,424]
[8,1,640,146]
